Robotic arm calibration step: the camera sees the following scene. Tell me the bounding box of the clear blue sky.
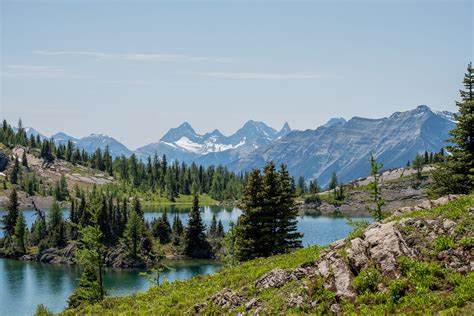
[1,0,472,149]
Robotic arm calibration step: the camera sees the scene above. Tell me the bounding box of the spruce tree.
[21,150,28,168]
[235,169,264,261]
[68,222,105,308]
[124,209,144,257]
[296,176,306,197]
[224,221,237,265]
[48,201,65,248]
[217,220,224,238]
[184,195,212,258]
[274,164,302,252]
[132,197,143,218]
[152,210,171,244]
[432,62,474,194]
[412,154,424,181]
[172,214,184,246]
[368,154,384,221]
[14,211,26,254]
[209,213,218,237]
[10,157,20,185]
[2,188,19,237]
[172,214,184,236]
[236,162,301,261]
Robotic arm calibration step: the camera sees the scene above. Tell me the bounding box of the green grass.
[392,195,474,222]
[62,246,321,315]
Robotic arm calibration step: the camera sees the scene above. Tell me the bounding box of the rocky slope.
[64,194,474,315]
[201,195,473,314]
[299,165,435,216]
[0,146,114,208]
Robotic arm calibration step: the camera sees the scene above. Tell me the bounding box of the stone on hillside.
[443,219,456,231]
[346,238,369,273]
[255,268,294,289]
[330,303,342,314]
[363,222,413,276]
[211,288,244,309]
[245,298,260,310]
[330,257,356,300]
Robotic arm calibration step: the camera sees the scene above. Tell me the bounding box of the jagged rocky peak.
[322,117,346,128]
[160,121,201,143]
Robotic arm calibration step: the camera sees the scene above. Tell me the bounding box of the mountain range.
[230,105,456,186]
[26,105,456,186]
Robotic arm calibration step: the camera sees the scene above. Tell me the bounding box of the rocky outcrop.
[104,243,160,268]
[255,268,295,289]
[21,243,77,264]
[18,242,160,268]
[197,194,473,313]
[211,288,245,309]
[298,171,432,216]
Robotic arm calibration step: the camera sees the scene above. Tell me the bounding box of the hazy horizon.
[6,104,452,150]
[1,1,472,148]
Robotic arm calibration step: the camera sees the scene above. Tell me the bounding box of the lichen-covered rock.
[211,288,244,309]
[255,268,294,289]
[363,222,414,276]
[330,257,356,300]
[347,238,369,273]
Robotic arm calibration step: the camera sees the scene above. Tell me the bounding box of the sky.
[0,0,472,149]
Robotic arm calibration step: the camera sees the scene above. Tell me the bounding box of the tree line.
[1,122,245,202]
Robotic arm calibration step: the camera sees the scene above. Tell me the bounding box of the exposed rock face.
[362,222,414,276]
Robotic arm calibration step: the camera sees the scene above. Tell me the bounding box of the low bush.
[433,236,455,253]
[353,267,381,294]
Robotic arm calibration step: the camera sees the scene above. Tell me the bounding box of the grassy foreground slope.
[63,195,474,315]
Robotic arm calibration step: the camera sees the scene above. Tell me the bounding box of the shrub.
[307,277,336,314]
[353,267,381,294]
[388,278,408,303]
[446,272,474,308]
[397,256,446,290]
[433,236,455,253]
[459,237,474,249]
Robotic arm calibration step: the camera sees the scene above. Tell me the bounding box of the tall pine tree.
[184,195,212,258]
[236,162,301,261]
[432,62,474,194]
[2,188,19,237]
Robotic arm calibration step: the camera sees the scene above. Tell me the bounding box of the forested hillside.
[0,120,245,205]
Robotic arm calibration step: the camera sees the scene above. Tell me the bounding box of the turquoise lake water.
[0,205,372,315]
